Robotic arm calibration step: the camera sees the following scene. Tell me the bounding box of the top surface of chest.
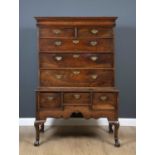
[35,17,117,26]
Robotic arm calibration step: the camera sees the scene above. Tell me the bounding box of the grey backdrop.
[19,0,136,118]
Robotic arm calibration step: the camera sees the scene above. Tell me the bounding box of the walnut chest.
[34,17,120,147]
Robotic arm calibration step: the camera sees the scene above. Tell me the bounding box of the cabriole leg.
[34,120,45,146]
[108,123,113,133]
[40,123,44,132]
[114,121,120,147]
[109,121,120,147]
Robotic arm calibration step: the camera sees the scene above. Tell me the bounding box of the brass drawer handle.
[73,40,79,44]
[55,74,63,79]
[100,96,108,101]
[48,96,54,101]
[90,41,98,46]
[73,54,80,58]
[55,56,63,61]
[91,74,98,80]
[90,56,98,61]
[54,40,62,46]
[91,29,99,34]
[73,70,80,75]
[73,94,81,99]
[52,29,61,34]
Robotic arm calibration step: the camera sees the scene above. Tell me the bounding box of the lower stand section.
[109,121,120,147]
[34,120,45,146]
[34,120,120,147]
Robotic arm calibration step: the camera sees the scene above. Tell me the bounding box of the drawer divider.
[61,92,64,110]
[90,91,93,110]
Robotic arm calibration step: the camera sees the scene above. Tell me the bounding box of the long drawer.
[40,69,114,87]
[40,53,113,68]
[39,38,113,52]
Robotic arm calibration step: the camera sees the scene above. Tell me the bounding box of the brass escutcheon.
[55,56,63,61]
[52,29,61,34]
[73,94,81,99]
[73,70,80,75]
[72,40,79,44]
[90,41,98,46]
[90,56,98,61]
[48,96,54,101]
[91,74,98,80]
[100,96,108,101]
[54,40,62,46]
[55,74,62,79]
[91,29,99,34]
[73,54,80,58]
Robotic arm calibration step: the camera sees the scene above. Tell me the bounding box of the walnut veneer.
[34,17,120,147]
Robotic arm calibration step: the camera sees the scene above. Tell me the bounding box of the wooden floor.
[20,126,136,155]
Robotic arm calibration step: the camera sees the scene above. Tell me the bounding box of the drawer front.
[92,93,117,110]
[78,27,113,38]
[40,69,114,87]
[39,92,61,109]
[39,27,74,38]
[39,38,113,52]
[40,53,113,68]
[64,93,90,105]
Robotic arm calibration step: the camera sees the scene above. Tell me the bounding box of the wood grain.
[40,69,114,87]
[35,17,120,146]
[39,38,113,52]
[35,17,117,27]
[40,53,113,68]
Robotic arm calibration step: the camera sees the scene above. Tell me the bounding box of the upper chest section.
[35,17,117,39]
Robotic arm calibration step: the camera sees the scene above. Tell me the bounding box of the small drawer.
[78,27,113,38]
[92,93,117,110]
[39,92,61,109]
[40,53,113,68]
[39,27,74,38]
[39,38,113,52]
[64,93,90,105]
